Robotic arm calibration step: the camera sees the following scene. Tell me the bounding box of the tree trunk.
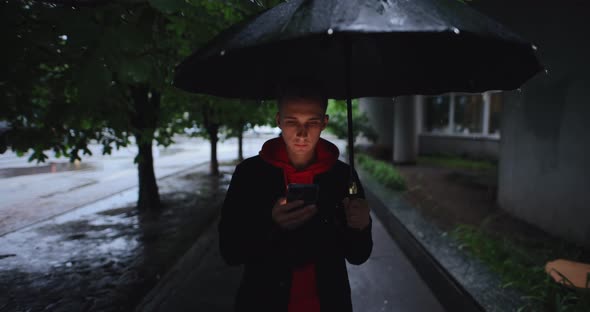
[135,134,160,211]
[209,124,220,176]
[130,85,161,211]
[202,104,220,176]
[237,130,244,162]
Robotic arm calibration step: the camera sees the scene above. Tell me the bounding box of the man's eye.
[307,121,321,127]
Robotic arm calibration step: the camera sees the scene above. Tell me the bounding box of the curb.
[357,167,486,312]
[135,216,221,312]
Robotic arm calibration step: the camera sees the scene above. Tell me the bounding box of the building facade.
[360,0,590,247]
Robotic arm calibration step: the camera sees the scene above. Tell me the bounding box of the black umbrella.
[174,0,543,194]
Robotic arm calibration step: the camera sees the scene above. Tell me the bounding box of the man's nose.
[296,124,308,137]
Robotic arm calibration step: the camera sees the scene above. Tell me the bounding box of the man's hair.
[276,77,328,113]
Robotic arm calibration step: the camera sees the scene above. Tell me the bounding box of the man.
[218,88,373,312]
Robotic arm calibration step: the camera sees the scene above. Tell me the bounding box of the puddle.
[0,161,95,178]
[0,169,231,311]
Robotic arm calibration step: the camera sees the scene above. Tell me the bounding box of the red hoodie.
[259,136,339,312]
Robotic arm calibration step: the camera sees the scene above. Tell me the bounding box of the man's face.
[276,97,328,158]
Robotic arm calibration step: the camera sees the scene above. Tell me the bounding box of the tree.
[0,0,269,210]
[177,96,274,175]
[224,100,275,162]
[326,99,378,152]
[182,95,227,176]
[165,0,282,174]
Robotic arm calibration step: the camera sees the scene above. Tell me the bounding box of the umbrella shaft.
[347,98,355,173]
[345,37,357,196]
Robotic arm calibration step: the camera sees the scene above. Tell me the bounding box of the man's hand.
[272,197,318,230]
[343,197,370,230]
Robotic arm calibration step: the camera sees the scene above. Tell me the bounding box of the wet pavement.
[137,211,445,312]
[0,134,476,312]
[137,184,445,312]
[0,164,232,312]
[0,161,95,178]
[0,135,276,236]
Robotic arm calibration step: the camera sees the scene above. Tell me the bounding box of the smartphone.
[286,183,319,211]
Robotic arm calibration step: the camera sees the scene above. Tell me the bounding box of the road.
[0,133,298,236]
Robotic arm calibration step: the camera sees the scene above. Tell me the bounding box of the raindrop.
[59,34,68,41]
[220,50,226,56]
[532,44,538,51]
[327,28,334,35]
[66,262,72,267]
[517,88,522,93]
[544,69,549,75]
[452,27,460,35]
[384,300,389,304]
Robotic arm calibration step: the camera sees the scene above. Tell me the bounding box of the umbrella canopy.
[173,0,543,195]
[174,0,543,100]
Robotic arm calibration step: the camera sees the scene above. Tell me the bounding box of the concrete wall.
[358,97,394,146]
[393,96,418,164]
[361,96,500,161]
[419,134,499,161]
[359,97,394,159]
[472,1,590,246]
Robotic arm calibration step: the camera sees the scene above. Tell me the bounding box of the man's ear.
[322,114,329,130]
[275,112,281,129]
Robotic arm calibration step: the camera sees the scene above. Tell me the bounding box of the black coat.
[218,155,373,312]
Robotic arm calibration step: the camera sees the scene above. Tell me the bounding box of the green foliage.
[419,155,497,171]
[1,1,164,161]
[149,0,191,14]
[326,99,378,145]
[223,99,275,139]
[357,153,406,191]
[452,225,590,312]
[0,0,277,163]
[0,0,287,209]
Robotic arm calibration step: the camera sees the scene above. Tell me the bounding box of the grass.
[452,224,590,312]
[357,153,406,191]
[419,154,497,172]
[357,152,590,310]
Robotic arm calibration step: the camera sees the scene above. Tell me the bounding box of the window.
[422,92,502,138]
[455,94,483,134]
[489,93,502,136]
[425,95,450,133]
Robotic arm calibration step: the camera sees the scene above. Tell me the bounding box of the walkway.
[137,208,446,311]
